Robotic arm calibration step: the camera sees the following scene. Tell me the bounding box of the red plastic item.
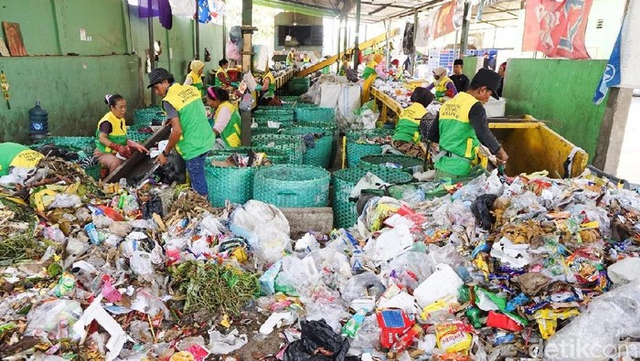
[485,311,524,331]
[98,205,124,221]
[390,324,424,353]
[376,308,415,349]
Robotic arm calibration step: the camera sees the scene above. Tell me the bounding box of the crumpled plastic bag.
[471,194,498,230]
[339,272,385,305]
[208,328,248,354]
[284,320,350,361]
[363,223,414,264]
[545,279,640,361]
[25,299,83,339]
[381,251,434,287]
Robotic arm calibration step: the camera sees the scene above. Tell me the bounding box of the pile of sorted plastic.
[2,152,640,361]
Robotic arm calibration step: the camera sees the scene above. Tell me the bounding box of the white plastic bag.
[413,264,464,308]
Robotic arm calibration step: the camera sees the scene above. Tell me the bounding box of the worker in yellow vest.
[94,94,148,177]
[391,87,434,158]
[184,60,206,97]
[427,68,508,179]
[149,68,215,196]
[0,142,43,177]
[426,66,457,103]
[206,86,241,149]
[215,59,232,88]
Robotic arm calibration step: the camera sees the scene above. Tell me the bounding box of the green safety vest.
[163,83,215,160]
[392,103,427,143]
[214,68,228,87]
[263,72,276,98]
[95,111,128,154]
[434,76,454,101]
[435,92,482,176]
[0,142,43,176]
[361,61,378,79]
[216,101,242,148]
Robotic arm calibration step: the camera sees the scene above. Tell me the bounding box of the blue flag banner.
[593,27,622,104]
[198,0,212,24]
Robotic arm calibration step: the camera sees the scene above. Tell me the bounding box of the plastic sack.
[545,279,640,361]
[339,272,385,305]
[284,320,350,361]
[25,299,83,339]
[363,224,414,264]
[413,264,464,308]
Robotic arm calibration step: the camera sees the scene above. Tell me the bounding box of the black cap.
[454,59,463,66]
[471,68,501,99]
[147,68,172,88]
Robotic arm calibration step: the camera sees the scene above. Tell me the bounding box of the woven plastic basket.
[211,146,290,165]
[288,77,310,96]
[133,106,165,127]
[254,108,295,117]
[283,127,333,168]
[205,155,256,207]
[251,134,304,165]
[127,130,152,144]
[254,113,295,127]
[332,167,413,229]
[254,165,330,208]
[346,129,394,168]
[36,136,96,154]
[295,107,335,123]
[360,154,424,173]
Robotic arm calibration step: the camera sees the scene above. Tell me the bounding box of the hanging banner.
[523,0,593,59]
[415,0,465,47]
[593,28,621,104]
[207,0,226,25]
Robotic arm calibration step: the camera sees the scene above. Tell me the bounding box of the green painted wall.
[0,0,223,143]
[504,59,608,159]
[462,56,478,80]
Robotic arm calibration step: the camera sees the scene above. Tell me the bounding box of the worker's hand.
[132,143,149,154]
[496,147,509,164]
[156,153,168,166]
[118,146,133,159]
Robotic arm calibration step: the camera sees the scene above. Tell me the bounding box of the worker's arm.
[98,122,113,148]
[156,101,183,166]
[425,83,435,92]
[445,81,458,98]
[218,73,231,86]
[469,103,508,163]
[213,106,232,136]
[184,75,193,86]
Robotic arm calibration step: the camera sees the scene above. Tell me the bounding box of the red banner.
[523,0,593,59]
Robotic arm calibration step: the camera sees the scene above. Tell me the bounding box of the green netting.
[254,113,295,127]
[295,107,335,123]
[283,127,333,168]
[332,167,413,229]
[251,134,304,164]
[294,102,319,109]
[250,126,281,136]
[205,156,256,207]
[346,129,394,168]
[254,108,295,117]
[127,131,153,144]
[279,96,300,102]
[133,106,165,126]
[360,154,424,173]
[35,136,96,154]
[211,146,290,165]
[254,165,330,208]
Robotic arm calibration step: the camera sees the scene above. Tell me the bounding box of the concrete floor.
[617,97,640,184]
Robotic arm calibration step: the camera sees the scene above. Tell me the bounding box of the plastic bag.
[284,320,350,361]
[48,194,82,209]
[339,272,385,305]
[25,299,83,339]
[349,315,381,353]
[363,224,414,264]
[381,251,434,287]
[294,233,320,258]
[413,264,464,308]
[471,194,498,230]
[208,329,248,354]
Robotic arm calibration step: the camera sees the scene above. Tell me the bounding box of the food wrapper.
[435,322,473,354]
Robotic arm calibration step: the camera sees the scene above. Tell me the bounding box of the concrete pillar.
[459,2,470,56]
[593,88,633,173]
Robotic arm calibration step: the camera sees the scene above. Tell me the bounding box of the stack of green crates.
[295,107,335,123]
[288,77,310,96]
[332,167,413,229]
[133,106,165,128]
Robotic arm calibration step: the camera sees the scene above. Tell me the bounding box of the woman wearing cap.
[426,66,457,102]
[215,59,232,88]
[391,87,434,158]
[206,87,241,149]
[184,60,206,97]
[259,64,276,105]
[94,94,149,177]
[427,68,508,179]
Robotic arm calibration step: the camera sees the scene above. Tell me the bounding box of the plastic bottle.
[350,249,365,273]
[342,308,368,338]
[84,223,101,245]
[53,272,76,297]
[390,324,423,353]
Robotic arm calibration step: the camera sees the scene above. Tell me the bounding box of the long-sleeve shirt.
[450,74,470,92]
[213,106,232,134]
[427,102,501,154]
[426,81,457,99]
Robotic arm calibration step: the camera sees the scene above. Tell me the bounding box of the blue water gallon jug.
[29,100,49,135]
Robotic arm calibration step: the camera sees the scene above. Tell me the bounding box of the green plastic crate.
[283,127,333,168]
[295,107,335,123]
[211,146,290,165]
[251,134,304,165]
[133,106,165,127]
[254,113,295,127]
[254,165,330,208]
[346,129,394,168]
[332,167,413,229]
[288,77,310,96]
[205,156,256,207]
[360,154,424,173]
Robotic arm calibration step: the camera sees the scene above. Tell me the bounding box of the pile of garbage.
[2,154,640,361]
